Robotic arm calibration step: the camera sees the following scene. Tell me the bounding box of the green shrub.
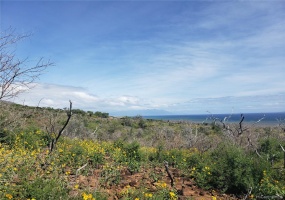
[258,137,285,166]
[101,163,122,186]
[0,129,16,145]
[210,122,223,135]
[255,170,285,196]
[124,141,142,173]
[124,141,141,161]
[21,178,69,199]
[210,144,256,193]
[112,140,142,173]
[154,144,165,162]
[163,148,184,167]
[190,143,263,194]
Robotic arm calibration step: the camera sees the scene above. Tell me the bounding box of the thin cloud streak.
[2,1,285,114]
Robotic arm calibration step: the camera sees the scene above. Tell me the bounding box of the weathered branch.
[243,187,252,200]
[255,149,262,158]
[163,160,174,187]
[280,144,285,169]
[56,100,72,142]
[49,100,72,153]
[238,114,245,136]
[0,28,53,100]
[76,162,88,176]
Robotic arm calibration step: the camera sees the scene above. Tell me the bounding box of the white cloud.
[12,83,156,112]
[11,83,285,115]
[40,99,55,107]
[72,91,99,102]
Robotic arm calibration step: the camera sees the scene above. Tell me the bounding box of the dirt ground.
[68,165,239,200]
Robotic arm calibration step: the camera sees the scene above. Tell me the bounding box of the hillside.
[0,101,285,199]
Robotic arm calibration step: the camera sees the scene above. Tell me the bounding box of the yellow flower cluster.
[140,146,157,154]
[119,185,135,196]
[82,192,95,200]
[78,140,106,155]
[169,191,177,200]
[154,180,167,188]
[5,194,13,199]
[144,193,153,198]
[203,166,211,175]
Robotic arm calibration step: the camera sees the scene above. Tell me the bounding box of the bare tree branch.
[0,28,53,100]
[280,144,285,169]
[76,162,88,176]
[164,160,174,187]
[237,114,245,136]
[49,100,72,153]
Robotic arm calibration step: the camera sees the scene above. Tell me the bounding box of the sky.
[1,0,285,115]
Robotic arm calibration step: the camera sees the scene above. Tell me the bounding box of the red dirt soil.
[68,165,238,200]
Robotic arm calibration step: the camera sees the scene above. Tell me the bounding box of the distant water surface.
[143,112,285,126]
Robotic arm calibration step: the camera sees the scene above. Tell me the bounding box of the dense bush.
[209,144,260,193]
[22,178,70,199]
[258,137,285,165]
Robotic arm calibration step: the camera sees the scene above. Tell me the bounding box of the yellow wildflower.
[155,181,167,188]
[82,192,95,200]
[161,182,167,188]
[144,193,153,198]
[5,194,13,199]
[169,191,177,199]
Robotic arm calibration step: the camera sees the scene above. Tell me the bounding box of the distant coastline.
[143,112,285,126]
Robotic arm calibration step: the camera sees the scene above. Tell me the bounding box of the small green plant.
[125,142,142,173]
[22,177,69,199]
[255,170,285,196]
[100,163,122,186]
[0,129,15,145]
[113,141,142,174]
[258,137,284,166]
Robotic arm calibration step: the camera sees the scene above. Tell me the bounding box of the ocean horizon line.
[143,111,285,116]
[142,112,285,126]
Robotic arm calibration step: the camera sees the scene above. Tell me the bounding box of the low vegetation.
[0,101,285,199]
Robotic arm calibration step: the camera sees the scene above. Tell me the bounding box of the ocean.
[143,112,285,126]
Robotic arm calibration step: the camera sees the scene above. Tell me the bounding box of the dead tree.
[0,28,53,100]
[47,100,72,153]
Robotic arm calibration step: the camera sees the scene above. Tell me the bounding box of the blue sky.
[1,1,285,115]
